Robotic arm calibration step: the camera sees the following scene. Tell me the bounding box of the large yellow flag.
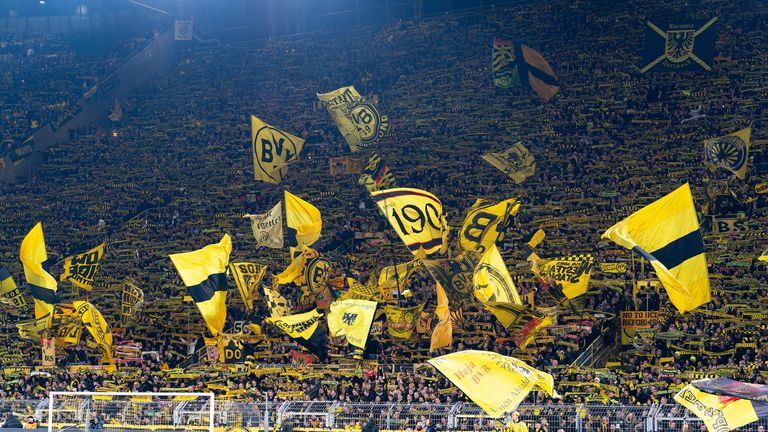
[251,115,304,184]
[317,86,389,152]
[169,234,232,336]
[602,183,710,313]
[229,262,267,312]
[60,242,105,291]
[430,282,452,352]
[19,222,58,321]
[459,198,520,253]
[482,142,536,184]
[327,299,377,349]
[674,378,768,432]
[703,127,751,180]
[428,350,558,418]
[73,301,113,364]
[371,188,449,256]
[378,260,422,291]
[474,246,521,304]
[285,191,322,256]
[384,304,424,339]
[265,309,322,340]
[483,301,553,349]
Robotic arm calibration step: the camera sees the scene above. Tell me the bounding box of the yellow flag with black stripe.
[0,266,29,313]
[474,245,521,304]
[428,350,558,418]
[459,197,520,254]
[229,262,267,312]
[60,243,105,291]
[19,222,58,322]
[251,115,304,184]
[372,188,449,256]
[327,299,377,349]
[674,378,768,432]
[74,300,113,364]
[602,183,710,313]
[285,191,322,257]
[169,234,232,336]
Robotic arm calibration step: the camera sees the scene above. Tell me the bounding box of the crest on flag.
[482,142,536,184]
[317,86,389,152]
[243,202,283,249]
[229,262,267,312]
[703,127,751,180]
[641,18,717,72]
[251,116,304,184]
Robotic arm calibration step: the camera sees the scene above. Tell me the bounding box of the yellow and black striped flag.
[169,234,232,336]
[265,309,328,360]
[602,183,710,313]
[19,222,58,322]
[0,266,29,313]
[493,37,560,101]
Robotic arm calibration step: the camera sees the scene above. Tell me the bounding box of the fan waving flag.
[19,222,59,322]
[674,378,768,432]
[251,115,304,184]
[641,18,717,73]
[703,127,751,180]
[428,350,558,418]
[459,197,519,254]
[602,183,710,313]
[285,191,322,257]
[493,37,560,101]
[60,243,105,291]
[169,234,232,336]
[371,187,449,256]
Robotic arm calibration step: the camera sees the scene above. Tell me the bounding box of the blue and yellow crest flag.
[641,17,717,73]
[602,183,710,313]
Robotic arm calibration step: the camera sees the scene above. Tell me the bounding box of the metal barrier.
[18,400,768,431]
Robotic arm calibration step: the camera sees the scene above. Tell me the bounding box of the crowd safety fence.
[7,397,768,432]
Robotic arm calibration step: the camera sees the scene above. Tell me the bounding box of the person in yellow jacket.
[504,412,529,432]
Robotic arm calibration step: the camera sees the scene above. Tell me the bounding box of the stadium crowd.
[0,0,767,429]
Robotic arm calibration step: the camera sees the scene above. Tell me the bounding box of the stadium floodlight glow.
[39,0,45,4]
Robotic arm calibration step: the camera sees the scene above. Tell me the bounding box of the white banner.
[244,202,283,249]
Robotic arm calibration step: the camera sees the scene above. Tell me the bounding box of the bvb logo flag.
[423,252,479,307]
[459,197,520,254]
[0,266,29,313]
[73,300,114,364]
[537,254,595,300]
[120,280,144,324]
[317,86,390,152]
[327,299,377,349]
[19,222,58,322]
[492,38,560,101]
[359,153,397,193]
[60,243,105,291]
[384,304,424,339]
[674,378,768,432]
[428,350,558,419]
[703,127,751,180]
[229,262,267,312]
[371,187,449,256]
[169,234,232,336]
[243,202,283,249]
[474,246,522,305]
[482,142,536,184]
[602,183,710,313]
[251,115,304,184]
[301,255,332,310]
[285,191,322,257]
[641,18,717,73]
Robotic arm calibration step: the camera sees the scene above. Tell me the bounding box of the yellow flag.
[482,142,536,184]
[526,229,546,248]
[482,302,552,349]
[169,234,232,336]
[758,251,768,263]
[0,266,28,313]
[327,299,377,349]
[459,197,520,253]
[674,379,767,432]
[120,280,144,324]
[251,115,304,184]
[474,246,521,304]
[60,243,105,291]
[263,285,290,318]
[19,222,58,321]
[229,262,267,312]
[430,282,452,352]
[703,127,751,180]
[265,309,322,340]
[384,304,424,339]
[602,183,710,313]
[536,254,594,299]
[17,316,50,340]
[73,301,113,364]
[371,187,449,256]
[427,350,558,418]
[378,260,422,291]
[274,247,316,285]
[317,86,389,152]
[285,191,322,256]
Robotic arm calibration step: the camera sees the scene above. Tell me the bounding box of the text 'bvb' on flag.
[251,115,304,184]
[428,350,558,418]
[602,183,710,313]
[169,234,232,336]
[459,197,519,254]
[317,85,390,152]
